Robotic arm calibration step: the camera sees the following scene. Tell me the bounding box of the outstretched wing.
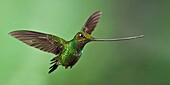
[9,30,66,55]
[82,11,102,35]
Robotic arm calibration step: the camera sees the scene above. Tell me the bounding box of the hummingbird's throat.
[75,42,87,51]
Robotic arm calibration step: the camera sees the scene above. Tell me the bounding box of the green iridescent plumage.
[9,11,143,74]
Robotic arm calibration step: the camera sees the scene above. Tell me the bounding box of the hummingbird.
[9,11,144,74]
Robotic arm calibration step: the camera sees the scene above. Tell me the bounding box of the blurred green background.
[0,0,170,85]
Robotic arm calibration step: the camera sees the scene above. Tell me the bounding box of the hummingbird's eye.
[79,33,85,38]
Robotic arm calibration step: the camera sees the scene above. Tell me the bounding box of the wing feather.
[9,30,66,55]
[82,11,102,34]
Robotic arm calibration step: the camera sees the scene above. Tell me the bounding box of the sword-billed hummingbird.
[9,11,144,74]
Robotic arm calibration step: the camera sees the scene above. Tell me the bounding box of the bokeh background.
[0,0,170,85]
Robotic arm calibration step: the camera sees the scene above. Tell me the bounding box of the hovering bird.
[9,11,143,74]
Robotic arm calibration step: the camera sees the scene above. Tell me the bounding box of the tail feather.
[50,61,56,64]
[49,64,58,74]
[48,57,58,74]
[50,57,56,61]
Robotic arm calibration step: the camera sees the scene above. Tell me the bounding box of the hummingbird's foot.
[65,66,69,69]
[70,66,73,68]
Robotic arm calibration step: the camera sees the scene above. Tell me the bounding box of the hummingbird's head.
[73,32,95,44]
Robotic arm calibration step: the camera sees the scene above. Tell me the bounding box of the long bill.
[93,35,144,41]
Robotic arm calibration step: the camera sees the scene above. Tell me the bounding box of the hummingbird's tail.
[49,57,59,74]
[49,64,58,74]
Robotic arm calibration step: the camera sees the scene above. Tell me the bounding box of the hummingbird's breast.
[59,41,84,68]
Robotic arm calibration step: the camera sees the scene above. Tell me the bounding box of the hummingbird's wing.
[82,11,102,35]
[9,30,66,55]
